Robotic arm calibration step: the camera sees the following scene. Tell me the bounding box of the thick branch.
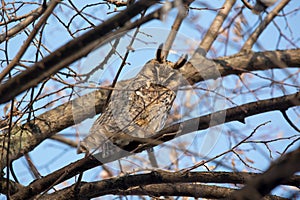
[182,48,300,84]
[216,49,300,76]
[199,0,237,52]
[1,48,299,169]
[0,0,160,104]
[9,92,300,199]
[0,178,24,196]
[109,184,286,200]
[34,171,298,199]
[0,89,109,169]
[232,146,300,199]
[41,184,287,200]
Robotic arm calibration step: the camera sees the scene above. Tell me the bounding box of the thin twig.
[0,0,59,83]
[241,0,291,51]
[0,2,46,43]
[161,2,189,60]
[0,0,161,104]
[199,0,237,52]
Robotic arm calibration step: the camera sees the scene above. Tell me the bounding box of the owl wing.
[79,82,141,156]
[79,106,119,157]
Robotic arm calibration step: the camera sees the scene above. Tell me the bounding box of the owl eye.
[155,43,187,69]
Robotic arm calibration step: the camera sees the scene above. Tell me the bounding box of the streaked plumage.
[79,46,187,158]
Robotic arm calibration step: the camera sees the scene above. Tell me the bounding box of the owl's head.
[136,44,188,91]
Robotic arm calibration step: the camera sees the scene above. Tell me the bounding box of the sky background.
[0,0,299,199]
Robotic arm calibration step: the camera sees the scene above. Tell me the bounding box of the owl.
[79,45,187,158]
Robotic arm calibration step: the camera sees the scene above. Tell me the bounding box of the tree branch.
[0,2,46,43]
[105,184,286,200]
[0,89,109,169]
[0,0,160,104]
[182,48,300,84]
[32,171,298,199]
[241,0,291,51]
[1,48,299,170]
[9,91,300,199]
[0,0,60,83]
[0,178,24,196]
[199,0,237,52]
[232,146,300,199]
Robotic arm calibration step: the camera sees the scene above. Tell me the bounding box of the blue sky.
[1,1,299,199]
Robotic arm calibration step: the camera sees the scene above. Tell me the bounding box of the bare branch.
[240,0,254,10]
[241,0,291,51]
[281,110,300,132]
[0,3,46,43]
[109,184,286,199]
[1,48,299,170]
[199,0,237,52]
[0,0,160,104]
[0,0,60,83]
[160,2,190,60]
[182,48,300,84]
[7,92,300,199]
[0,89,108,169]
[31,171,298,199]
[232,146,300,199]
[0,178,24,196]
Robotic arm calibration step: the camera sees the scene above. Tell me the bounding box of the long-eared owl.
[79,45,187,158]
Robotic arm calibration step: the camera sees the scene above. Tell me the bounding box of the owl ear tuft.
[156,44,187,68]
[173,54,188,69]
[156,43,164,63]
